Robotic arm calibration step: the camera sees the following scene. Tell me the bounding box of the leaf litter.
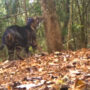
[0,48,90,90]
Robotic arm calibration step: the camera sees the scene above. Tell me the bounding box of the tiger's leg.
[16,46,24,60]
[25,46,31,58]
[8,48,14,60]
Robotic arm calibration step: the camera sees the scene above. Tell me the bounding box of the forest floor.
[0,49,90,90]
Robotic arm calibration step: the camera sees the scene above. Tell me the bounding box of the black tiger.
[0,17,42,60]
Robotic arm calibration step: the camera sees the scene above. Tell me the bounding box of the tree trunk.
[67,0,72,49]
[40,0,62,53]
[23,0,28,23]
[62,0,69,42]
[80,0,87,48]
[76,0,87,48]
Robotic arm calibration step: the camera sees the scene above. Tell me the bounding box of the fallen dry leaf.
[0,49,90,90]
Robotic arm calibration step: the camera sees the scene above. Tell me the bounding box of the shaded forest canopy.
[0,0,90,60]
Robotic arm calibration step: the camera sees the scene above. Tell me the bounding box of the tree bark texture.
[76,0,87,48]
[40,0,62,53]
[67,0,72,49]
[23,0,28,23]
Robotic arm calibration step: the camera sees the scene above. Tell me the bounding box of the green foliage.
[29,1,42,16]
[73,24,84,30]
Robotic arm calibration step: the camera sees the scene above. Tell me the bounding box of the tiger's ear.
[27,17,34,25]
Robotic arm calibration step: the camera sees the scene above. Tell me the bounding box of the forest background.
[0,0,90,60]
